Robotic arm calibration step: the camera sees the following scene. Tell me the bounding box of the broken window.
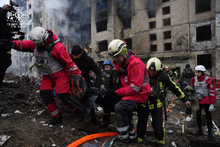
[162,6,170,15]
[164,43,172,50]
[96,0,108,32]
[163,31,171,39]
[124,38,132,49]
[150,45,157,52]
[148,0,156,18]
[149,21,156,29]
[81,24,91,43]
[28,4,31,10]
[162,0,170,2]
[196,25,211,41]
[163,18,171,26]
[196,0,211,13]
[150,34,157,41]
[116,0,132,29]
[98,40,108,52]
[197,54,212,69]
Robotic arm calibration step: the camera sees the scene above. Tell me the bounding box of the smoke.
[41,0,92,44]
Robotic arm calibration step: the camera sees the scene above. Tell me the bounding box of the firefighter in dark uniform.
[96,60,122,127]
[137,57,191,147]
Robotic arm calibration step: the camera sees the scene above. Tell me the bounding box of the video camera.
[10,0,19,13]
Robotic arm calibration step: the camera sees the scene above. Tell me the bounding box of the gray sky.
[0,0,10,8]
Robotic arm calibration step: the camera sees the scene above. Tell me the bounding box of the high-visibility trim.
[117,125,129,132]
[168,75,185,99]
[130,84,141,92]
[129,128,135,134]
[138,137,143,143]
[129,133,137,139]
[118,133,128,139]
[50,109,59,116]
[209,94,217,96]
[7,50,11,54]
[68,65,78,72]
[209,90,217,92]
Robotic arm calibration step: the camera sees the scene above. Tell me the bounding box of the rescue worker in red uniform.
[137,57,191,147]
[0,27,82,125]
[106,39,151,145]
[191,65,217,139]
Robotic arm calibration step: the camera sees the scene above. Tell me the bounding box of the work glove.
[0,39,13,51]
[209,104,215,112]
[104,89,117,98]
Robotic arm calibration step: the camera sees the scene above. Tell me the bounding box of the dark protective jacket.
[70,50,102,88]
[148,71,188,110]
[114,50,151,103]
[0,7,11,40]
[181,68,195,84]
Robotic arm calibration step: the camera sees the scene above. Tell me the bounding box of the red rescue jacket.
[13,29,81,76]
[114,51,151,103]
[191,75,217,104]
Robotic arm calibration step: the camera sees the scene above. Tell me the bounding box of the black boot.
[208,130,213,139]
[100,113,110,127]
[196,129,203,136]
[48,115,62,125]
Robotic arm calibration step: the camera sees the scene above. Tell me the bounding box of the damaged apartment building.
[65,0,220,80]
[25,0,220,80]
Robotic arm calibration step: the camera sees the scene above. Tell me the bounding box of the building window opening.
[163,18,170,26]
[196,25,211,41]
[98,40,108,52]
[96,0,108,32]
[196,0,211,13]
[150,34,157,41]
[148,0,156,18]
[164,43,172,50]
[149,21,156,29]
[116,0,132,29]
[163,31,171,39]
[150,45,157,52]
[162,6,170,15]
[124,38,132,49]
[197,54,212,69]
[162,0,170,2]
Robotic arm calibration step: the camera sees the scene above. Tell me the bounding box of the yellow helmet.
[146,57,162,71]
[108,39,127,57]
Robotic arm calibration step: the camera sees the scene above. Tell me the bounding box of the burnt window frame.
[98,40,108,52]
[148,0,156,18]
[150,34,157,41]
[162,6,170,15]
[164,42,172,51]
[163,31,171,39]
[196,25,211,42]
[195,0,211,14]
[150,44,157,52]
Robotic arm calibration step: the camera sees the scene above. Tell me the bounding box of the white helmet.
[195,65,206,72]
[146,57,162,71]
[30,27,49,44]
[108,39,127,57]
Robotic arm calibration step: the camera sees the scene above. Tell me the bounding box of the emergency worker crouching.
[137,57,191,147]
[0,27,82,125]
[191,65,217,139]
[104,39,151,145]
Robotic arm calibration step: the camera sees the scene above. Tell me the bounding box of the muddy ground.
[0,74,220,147]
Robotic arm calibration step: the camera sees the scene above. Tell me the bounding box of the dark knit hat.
[185,63,190,68]
[71,45,83,55]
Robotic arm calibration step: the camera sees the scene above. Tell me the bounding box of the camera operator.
[0,4,12,93]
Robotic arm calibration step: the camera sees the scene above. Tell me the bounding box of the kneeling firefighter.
[137,57,191,147]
